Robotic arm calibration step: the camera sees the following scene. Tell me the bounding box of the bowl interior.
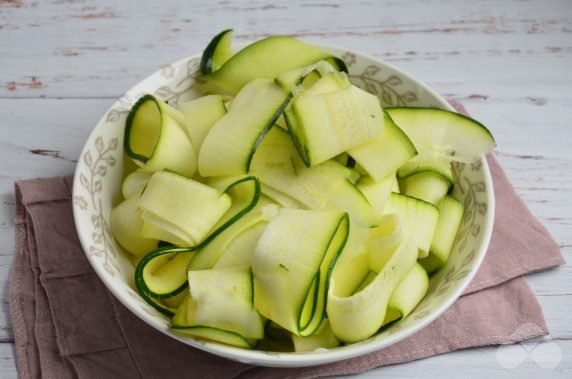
[72,45,494,367]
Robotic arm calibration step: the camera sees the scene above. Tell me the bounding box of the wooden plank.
[0,0,570,98]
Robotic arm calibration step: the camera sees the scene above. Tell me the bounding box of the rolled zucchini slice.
[385,107,496,163]
[110,192,158,256]
[135,176,262,304]
[206,34,347,94]
[399,171,451,205]
[348,112,417,181]
[291,319,340,352]
[252,209,350,337]
[121,168,152,199]
[172,265,264,348]
[200,29,234,75]
[251,127,374,226]
[356,174,398,226]
[124,94,197,177]
[382,262,429,327]
[383,192,439,258]
[419,195,465,274]
[327,220,418,343]
[180,94,227,152]
[198,79,292,177]
[138,171,232,246]
[289,84,383,166]
[397,154,454,184]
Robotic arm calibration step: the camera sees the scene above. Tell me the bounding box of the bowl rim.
[72,42,495,367]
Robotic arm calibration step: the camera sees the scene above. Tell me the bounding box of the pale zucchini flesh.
[252,209,349,337]
[383,192,439,258]
[198,79,292,177]
[207,35,347,94]
[348,112,417,181]
[386,107,496,163]
[138,171,232,246]
[382,262,429,326]
[200,29,234,75]
[125,95,197,177]
[180,94,227,151]
[419,195,465,274]
[399,171,451,205]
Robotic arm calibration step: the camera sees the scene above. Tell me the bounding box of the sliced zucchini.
[172,325,255,349]
[121,168,152,199]
[399,171,451,205]
[260,184,305,209]
[200,29,234,75]
[383,192,439,258]
[385,107,496,163]
[252,209,349,337]
[110,193,158,256]
[212,221,269,268]
[397,154,454,184]
[251,127,374,225]
[135,176,262,303]
[368,214,404,272]
[419,195,464,274]
[188,196,275,270]
[290,85,382,166]
[382,262,429,326]
[180,94,227,151]
[138,248,197,298]
[348,112,417,181]
[206,35,347,94]
[327,235,418,343]
[138,171,232,246]
[356,174,398,225]
[274,60,338,92]
[291,319,340,352]
[124,94,197,177]
[171,265,263,346]
[198,79,291,177]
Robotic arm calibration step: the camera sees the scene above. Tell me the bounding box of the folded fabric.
[9,105,565,379]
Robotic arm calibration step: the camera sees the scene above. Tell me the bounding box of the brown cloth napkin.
[9,111,565,378]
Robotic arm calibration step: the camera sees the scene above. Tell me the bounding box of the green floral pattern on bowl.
[72,46,494,367]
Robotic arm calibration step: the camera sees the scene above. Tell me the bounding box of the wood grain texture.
[0,0,570,377]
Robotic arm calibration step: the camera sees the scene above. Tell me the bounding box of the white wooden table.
[1,0,570,377]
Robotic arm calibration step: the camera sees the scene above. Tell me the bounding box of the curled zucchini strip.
[291,319,340,352]
[251,127,374,226]
[252,209,349,337]
[327,215,418,343]
[121,168,152,199]
[199,28,234,75]
[347,112,417,182]
[198,78,292,177]
[110,192,158,256]
[382,262,430,327]
[138,171,232,246]
[206,35,348,95]
[124,94,197,177]
[135,176,261,313]
[171,265,264,348]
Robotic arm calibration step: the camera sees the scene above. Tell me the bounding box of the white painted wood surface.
[1,0,570,377]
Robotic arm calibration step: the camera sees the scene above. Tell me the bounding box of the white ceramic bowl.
[72,44,495,367]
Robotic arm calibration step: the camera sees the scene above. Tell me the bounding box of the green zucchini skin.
[207,35,346,95]
[134,176,261,312]
[385,106,496,163]
[124,94,159,164]
[200,29,234,75]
